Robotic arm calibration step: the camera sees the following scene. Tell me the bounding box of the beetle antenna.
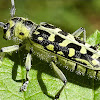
[0,22,5,28]
[10,0,15,17]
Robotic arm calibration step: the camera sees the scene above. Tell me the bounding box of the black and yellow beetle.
[0,0,100,99]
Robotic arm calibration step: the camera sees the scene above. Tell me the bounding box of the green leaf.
[1,31,100,100]
[87,30,100,46]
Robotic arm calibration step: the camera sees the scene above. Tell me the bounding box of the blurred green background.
[0,1,100,100]
[0,0,100,48]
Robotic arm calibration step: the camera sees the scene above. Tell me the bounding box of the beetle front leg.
[50,57,67,100]
[20,52,32,91]
[0,45,19,53]
[0,45,20,60]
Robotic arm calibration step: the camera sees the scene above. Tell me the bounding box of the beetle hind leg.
[50,57,67,99]
[72,27,86,42]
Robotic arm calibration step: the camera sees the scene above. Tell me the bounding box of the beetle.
[0,0,100,99]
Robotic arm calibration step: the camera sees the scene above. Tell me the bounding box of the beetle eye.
[19,32,24,35]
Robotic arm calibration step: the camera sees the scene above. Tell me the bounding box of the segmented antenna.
[0,22,5,28]
[11,0,15,17]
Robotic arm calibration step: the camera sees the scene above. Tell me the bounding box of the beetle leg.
[0,45,19,53]
[20,52,32,91]
[72,27,86,42]
[50,57,67,99]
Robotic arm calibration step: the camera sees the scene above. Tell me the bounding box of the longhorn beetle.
[0,0,100,99]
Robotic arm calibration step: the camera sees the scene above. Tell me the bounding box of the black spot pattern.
[11,18,20,23]
[87,50,93,56]
[32,29,51,47]
[37,29,50,40]
[90,46,97,50]
[10,26,14,36]
[41,23,57,29]
[54,35,65,43]
[67,43,81,51]
[31,26,98,67]
[58,31,68,36]
[23,20,33,28]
